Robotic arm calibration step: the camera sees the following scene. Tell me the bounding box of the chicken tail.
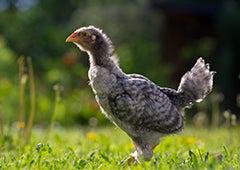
[177,57,215,107]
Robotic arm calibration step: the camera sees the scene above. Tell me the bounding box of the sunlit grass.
[0,125,239,169]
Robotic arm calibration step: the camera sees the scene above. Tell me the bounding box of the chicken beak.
[66,32,79,42]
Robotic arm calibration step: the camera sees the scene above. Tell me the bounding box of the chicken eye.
[82,32,87,37]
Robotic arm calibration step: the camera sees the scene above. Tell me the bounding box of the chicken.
[66,26,215,164]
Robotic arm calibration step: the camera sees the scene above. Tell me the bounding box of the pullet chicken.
[66,26,215,163]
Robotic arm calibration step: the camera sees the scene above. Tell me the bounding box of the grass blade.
[44,84,63,142]
[16,56,27,146]
[24,57,36,145]
[189,150,198,168]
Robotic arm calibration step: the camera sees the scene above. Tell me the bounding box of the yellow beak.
[66,32,79,42]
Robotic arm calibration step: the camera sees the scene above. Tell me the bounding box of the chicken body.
[66,26,215,162]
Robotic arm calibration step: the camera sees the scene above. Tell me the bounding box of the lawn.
[0,125,239,169]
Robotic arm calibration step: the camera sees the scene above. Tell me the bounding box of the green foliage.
[0,37,19,122]
[0,126,240,169]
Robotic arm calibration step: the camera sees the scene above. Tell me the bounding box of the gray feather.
[177,57,215,107]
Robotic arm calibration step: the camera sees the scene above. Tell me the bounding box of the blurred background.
[0,0,239,127]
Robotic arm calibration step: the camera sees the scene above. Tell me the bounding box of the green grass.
[0,125,240,169]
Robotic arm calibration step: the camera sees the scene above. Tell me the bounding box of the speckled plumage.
[66,26,215,163]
